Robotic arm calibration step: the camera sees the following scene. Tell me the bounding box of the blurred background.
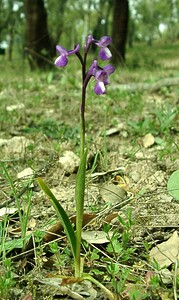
[0,0,179,69]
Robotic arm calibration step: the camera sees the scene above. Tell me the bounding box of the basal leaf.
[37,178,76,259]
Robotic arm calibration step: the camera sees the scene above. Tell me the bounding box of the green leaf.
[75,149,88,274]
[0,235,31,255]
[107,238,123,254]
[37,178,76,259]
[167,170,179,200]
[91,249,100,261]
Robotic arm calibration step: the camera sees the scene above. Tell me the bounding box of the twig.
[112,77,179,93]
[173,259,178,300]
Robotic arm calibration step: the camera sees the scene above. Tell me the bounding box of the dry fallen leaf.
[22,294,32,300]
[158,291,173,300]
[149,231,179,268]
[43,213,96,242]
[0,207,17,218]
[38,277,97,299]
[82,230,113,244]
[100,183,127,204]
[60,277,83,286]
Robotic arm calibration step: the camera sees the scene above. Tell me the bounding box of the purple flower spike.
[88,59,98,76]
[103,64,115,75]
[85,35,94,51]
[96,36,112,47]
[54,44,80,67]
[94,73,106,95]
[98,47,112,60]
[95,36,112,60]
[93,64,115,95]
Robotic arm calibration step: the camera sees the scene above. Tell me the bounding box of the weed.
[22,118,80,142]
[0,258,16,299]
[1,164,32,251]
[154,105,178,133]
[99,208,136,296]
[128,104,178,136]
[104,208,135,258]
[49,241,71,271]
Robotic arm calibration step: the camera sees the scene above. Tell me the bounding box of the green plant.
[108,265,130,295]
[154,105,178,133]
[128,288,149,300]
[99,209,136,297]
[104,208,135,262]
[49,241,71,271]
[1,163,32,251]
[128,117,157,135]
[22,118,80,141]
[38,35,116,299]
[29,230,47,268]
[0,258,16,298]
[128,105,178,136]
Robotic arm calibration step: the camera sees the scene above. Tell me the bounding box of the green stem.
[75,149,87,277]
[83,52,87,81]
[75,56,87,276]
[74,50,89,277]
[80,86,86,159]
[83,274,116,300]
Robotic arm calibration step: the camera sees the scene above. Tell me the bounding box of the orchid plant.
[38,35,115,299]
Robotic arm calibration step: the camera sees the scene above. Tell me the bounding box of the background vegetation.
[0,0,179,66]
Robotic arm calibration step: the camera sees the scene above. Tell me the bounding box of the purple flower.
[95,36,112,60]
[84,35,94,51]
[54,44,80,67]
[88,60,115,95]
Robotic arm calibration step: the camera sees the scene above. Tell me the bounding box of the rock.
[106,123,125,136]
[17,167,34,187]
[142,133,155,148]
[130,171,141,183]
[1,136,33,158]
[5,136,32,156]
[0,138,9,147]
[17,167,34,179]
[135,151,145,159]
[58,151,80,174]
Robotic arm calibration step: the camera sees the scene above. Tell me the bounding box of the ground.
[0,41,179,300]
